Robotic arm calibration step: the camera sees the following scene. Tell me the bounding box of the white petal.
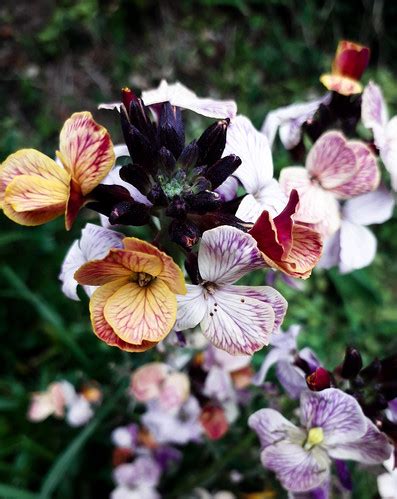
[200,287,276,355]
[236,181,288,223]
[102,166,152,206]
[339,220,376,273]
[317,230,341,270]
[203,366,235,402]
[361,81,388,130]
[175,285,207,331]
[113,144,130,159]
[198,226,265,285]
[98,101,122,111]
[381,117,397,191]
[343,186,395,225]
[66,396,93,427]
[59,240,86,301]
[223,115,273,194]
[249,408,298,448]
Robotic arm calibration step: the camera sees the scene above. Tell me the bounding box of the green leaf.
[0,484,38,499]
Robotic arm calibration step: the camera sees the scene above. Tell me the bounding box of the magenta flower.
[249,388,392,493]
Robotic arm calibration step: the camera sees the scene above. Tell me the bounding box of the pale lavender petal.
[215,176,239,202]
[198,226,265,285]
[377,464,397,499]
[252,348,286,386]
[289,480,330,499]
[113,456,161,488]
[361,81,388,130]
[270,325,301,350]
[339,220,376,273]
[327,419,393,464]
[200,286,277,355]
[276,360,307,399]
[261,442,330,492]
[300,389,367,446]
[102,166,152,206]
[343,186,395,226]
[204,344,251,372]
[175,284,207,331]
[317,230,341,270]
[248,408,299,448]
[203,367,235,402]
[111,485,160,499]
[65,396,93,427]
[223,115,273,194]
[299,348,321,373]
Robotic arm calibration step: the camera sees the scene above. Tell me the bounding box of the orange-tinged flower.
[0,112,114,229]
[74,237,186,351]
[248,190,323,279]
[320,40,370,96]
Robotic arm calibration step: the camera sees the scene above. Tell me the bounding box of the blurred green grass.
[1,1,397,497]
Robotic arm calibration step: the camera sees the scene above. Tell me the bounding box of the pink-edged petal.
[343,186,395,226]
[175,284,207,331]
[261,442,330,492]
[200,287,276,355]
[305,132,357,189]
[362,81,388,130]
[327,419,393,464]
[223,115,273,194]
[101,166,152,206]
[300,389,367,446]
[330,142,379,198]
[198,226,265,285]
[339,220,376,273]
[248,408,299,448]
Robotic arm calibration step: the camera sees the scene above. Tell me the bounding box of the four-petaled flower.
[0,112,114,229]
[74,237,186,351]
[249,388,393,493]
[175,225,287,355]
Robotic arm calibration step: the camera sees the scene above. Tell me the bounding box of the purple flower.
[112,455,161,499]
[249,388,393,493]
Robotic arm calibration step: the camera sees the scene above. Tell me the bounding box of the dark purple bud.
[203,154,241,189]
[191,176,212,194]
[119,163,152,194]
[128,98,157,143]
[185,252,201,284]
[121,107,156,171]
[158,146,176,171]
[190,212,246,232]
[166,197,188,218]
[379,382,397,401]
[360,358,382,382]
[122,87,137,110]
[158,103,185,159]
[379,353,397,383]
[87,184,132,216]
[109,200,151,226]
[197,119,229,166]
[306,367,332,391]
[147,184,168,206]
[169,219,201,250]
[185,191,222,214]
[340,346,363,379]
[178,141,199,169]
[334,459,352,491]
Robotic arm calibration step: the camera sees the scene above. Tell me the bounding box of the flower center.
[203,281,217,295]
[136,272,155,287]
[303,427,324,450]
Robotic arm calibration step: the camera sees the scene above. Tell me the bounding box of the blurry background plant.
[1,0,397,497]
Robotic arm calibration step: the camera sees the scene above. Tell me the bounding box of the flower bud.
[158,146,176,172]
[87,184,132,216]
[119,163,152,194]
[203,154,242,189]
[158,103,185,159]
[121,107,156,171]
[185,190,222,214]
[178,141,200,169]
[169,219,201,250]
[333,41,370,81]
[306,367,331,391]
[197,119,229,166]
[199,404,229,440]
[109,200,151,226]
[122,87,137,111]
[340,346,363,379]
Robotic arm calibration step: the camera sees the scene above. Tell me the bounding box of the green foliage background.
[1,1,397,497]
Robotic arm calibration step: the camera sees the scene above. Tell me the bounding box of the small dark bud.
[169,220,201,250]
[340,346,363,379]
[119,163,152,194]
[166,197,188,218]
[197,119,229,166]
[122,87,137,110]
[185,252,201,284]
[121,107,156,171]
[379,353,397,383]
[147,184,168,206]
[109,200,151,226]
[191,176,212,195]
[158,146,176,172]
[360,358,382,382]
[379,382,397,402]
[87,184,132,216]
[158,103,185,158]
[185,191,222,214]
[306,367,332,391]
[178,141,200,169]
[128,98,157,142]
[203,154,241,189]
[191,212,246,233]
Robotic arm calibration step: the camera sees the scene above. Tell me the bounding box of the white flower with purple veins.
[249,388,393,493]
[222,115,287,223]
[175,225,288,355]
[362,81,397,191]
[59,223,124,300]
[111,455,161,499]
[261,93,332,150]
[253,325,319,398]
[319,186,395,273]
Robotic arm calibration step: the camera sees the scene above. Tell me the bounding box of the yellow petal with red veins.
[65,178,85,230]
[123,237,186,295]
[320,74,362,96]
[285,224,323,277]
[0,149,69,207]
[3,175,68,226]
[58,111,115,196]
[104,279,177,345]
[90,278,157,352]
[75,249,163,286]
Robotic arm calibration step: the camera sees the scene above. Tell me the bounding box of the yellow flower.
[74,237,186,351]
[0,112,114,229]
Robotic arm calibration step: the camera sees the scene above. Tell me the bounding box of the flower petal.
[236,180,288,223]
[104,279,177,344]
[342,186,395,226]
[175,284,207,331]
[102,165,151,206]
[379,116,397,191]
[261,442,330,492]
[338,220,376,273]
[58,111,115,195]
[317,230,340,270]
[362,81,388,130]
[249,408,298,448]
[300,389,367,446]
[284,224,323,276]
[276,360,308,399]
[90,278,156,351]
[320,74,362,96]
[223,115,273,194]
[305,132,357,189]
[200,287,276,355]
[198,226,265,285]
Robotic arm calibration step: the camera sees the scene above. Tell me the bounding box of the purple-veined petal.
[343,186,395,226]
[339,220,376,273]
[317,230,341,270]
[261,442,330,492]
[362,81,388,130]
[175,284,207,331]
[276,360,308,399]
[300,389,367,446]
[327,419,393,464]
[198,226,265,285]
[142,80,237,119]
[101,166,152,206]
[270,324,301,349]
[215,175,238,202]
[200,287,276,355]
[305,132,357,190]
[252,347,287,386]
[203,366,235,402]
[223,115,273,194]
[248,408,299,448]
